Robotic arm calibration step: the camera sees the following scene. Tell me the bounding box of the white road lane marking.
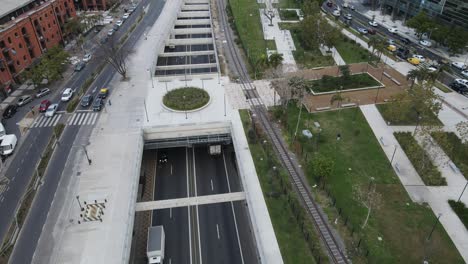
[216,224,220,239]
[211,179,214,191]
[170,207,172,219]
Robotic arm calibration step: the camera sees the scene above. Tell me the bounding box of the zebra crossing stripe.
[67,114,76,125]
[52,115,61,126]
[73,113,83,125]
[78,113,86,125]
[33,116,44,127]
[90,113,98,125]
[83,114,91,125]
[38,117,48,127]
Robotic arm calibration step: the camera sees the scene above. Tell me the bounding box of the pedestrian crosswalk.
[67,112,99,126]
[31,112,99,128]
[32,114,62,128]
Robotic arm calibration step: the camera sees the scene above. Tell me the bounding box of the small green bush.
[449,200,468,230]
[66,98,79,113]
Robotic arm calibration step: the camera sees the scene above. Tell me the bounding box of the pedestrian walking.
[108,99,112,106]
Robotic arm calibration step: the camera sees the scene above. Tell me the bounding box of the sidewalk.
[360,104,468,262]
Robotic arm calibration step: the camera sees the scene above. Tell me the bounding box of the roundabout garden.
[162,87,210,111]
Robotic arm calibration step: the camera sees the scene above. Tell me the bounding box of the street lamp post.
[390,145,398,164]
[76,195,84,211]
[183,95,188,119]
[413,114,422,135]
[427,213,442,241]
[457,181,468,202]
[82,146,92,165]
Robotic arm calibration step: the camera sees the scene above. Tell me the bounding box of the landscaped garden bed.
[377,103,443,126]
[279,9,299,20]
[307,73,382,94]
[163,87,209,111]
[431,131,468,179]
[394,132,446,186]
[449,200,468,230]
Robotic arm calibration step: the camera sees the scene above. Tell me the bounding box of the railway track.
[215,0,349,263]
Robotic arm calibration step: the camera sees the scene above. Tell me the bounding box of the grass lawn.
[271,104,462,263]
[163,87,209,110]
[239,110,326,264]
[279,9,299,20]
[434,81,452,93]
[376,103,443,126]
[335,36,378,64]
[228,0,266,72]
[431,132,468,179]
[266,39,277,51]
[278,23,335,68]
[275,0,301,9]
[308,73,380,93]
[449,200,468,230]
[394,132,446,186]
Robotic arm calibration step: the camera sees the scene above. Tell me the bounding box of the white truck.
[0,134,17,156]
[147,226,165,264]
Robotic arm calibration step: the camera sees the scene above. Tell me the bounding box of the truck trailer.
[147,226,165,264]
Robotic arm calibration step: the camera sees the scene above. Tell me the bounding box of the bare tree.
[354,181,382,229]
[264,9,275,26]
[98,37,129,79]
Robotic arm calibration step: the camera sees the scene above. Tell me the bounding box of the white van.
[1,134,17,156]
[0,123,5,141]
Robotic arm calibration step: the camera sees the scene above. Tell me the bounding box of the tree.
[98,37,128,79]
[253,54,269,79]
[330,90,344,108]
[406,11,435,39]
[311,154,334,183]
[354,182,381,229]
[338,65,350,80]
[445,27,468,55]
[264,9,275,26]
[63,17,84,37]
[456,121,468,143]
[322,25,341,52]
[27,46,69,87]
[268,52,283,69]
[287,76,307,106]
[407,67,431,89]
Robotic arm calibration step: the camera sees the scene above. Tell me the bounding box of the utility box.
[147,226,165,264]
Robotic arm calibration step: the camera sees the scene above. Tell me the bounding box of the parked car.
[357,27,368,34]
[92,98,104,111]
[108,29,114,36]
[45,104,58,117]
[412,54,425,62]
[81,94,93,107]
[36,88,50,98]
[407,57,421,65]
[83,53,92,62]
[419,40,432,47]
[388,27,398,33]
[344,13,352,20]
[17,95,32,107]
[462,70,468,78]
[39,100,51,112]
[387,39,395,45]
[427,65,438,72]
[396,47,409,59]
[113,24,120,31]
[332,9,341,17]
[450,82,468,94]
[74,61,85,72]
[122,13,130,20]
[368,21,378,27]
[128,7,136,13]
[455,78,468,87]
[367,28,376,35]
[115,20,123,27]
[97,88,109,99]
[350,5,355,10]
[399,37,411,45]
[387,45,397,52]
[451,62,466,70]
[61,88,74,102]
[2,105,17,119]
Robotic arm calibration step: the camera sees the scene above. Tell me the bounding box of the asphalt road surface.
[4,0,166,262]
[152,146,258,264]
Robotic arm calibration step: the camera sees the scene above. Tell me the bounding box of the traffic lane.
[198,203,243,264]
[152,207,190,264]
[222,146,243,192]
[232,201,259,264]
[9,125,80,264]
[194,146,231,196]
[0,127,52,242]
[154,148,188,200]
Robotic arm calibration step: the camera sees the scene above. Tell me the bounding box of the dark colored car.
[92,98,103,112]
[74,61,86,72]
[367,28,376,35]
[36,88,50,98]
[2,105,17,119]
[400,37,411,45]
[39,99,51,112]
[81,95,93,107]
[396,47,409,59]
[159,152,168,163]
[450,82,468,94]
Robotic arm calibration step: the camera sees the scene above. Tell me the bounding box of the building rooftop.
[0,0,35,21]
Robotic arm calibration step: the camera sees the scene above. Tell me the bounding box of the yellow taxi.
[387,45,397,52]
[407,57,421,65]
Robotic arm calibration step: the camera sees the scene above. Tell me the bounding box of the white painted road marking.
[211,179,214,191]
[216,224,220,239]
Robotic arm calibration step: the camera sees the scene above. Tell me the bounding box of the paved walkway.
[360,104,468,262]
[136,192,246,211]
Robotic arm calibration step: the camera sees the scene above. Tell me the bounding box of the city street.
[152,146,258,264]
[1,0,167,262]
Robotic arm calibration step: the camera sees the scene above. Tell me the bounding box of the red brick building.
[74,0,108,11]
[0,0,76,88]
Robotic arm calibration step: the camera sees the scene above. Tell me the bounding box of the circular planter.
[162,87,211,112]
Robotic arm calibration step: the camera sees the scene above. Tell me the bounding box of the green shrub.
[66,98,79,113]
[449,200,468,230]
[163,87,209,111]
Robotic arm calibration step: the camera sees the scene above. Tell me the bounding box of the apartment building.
[74,0,108,11]
[0,0,76,89]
